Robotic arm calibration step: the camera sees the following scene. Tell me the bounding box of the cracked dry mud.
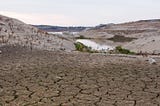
[0,46,160,106]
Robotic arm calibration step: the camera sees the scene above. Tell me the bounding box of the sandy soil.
[0,46,160,106]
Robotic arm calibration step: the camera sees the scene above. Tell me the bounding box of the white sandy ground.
[124,35,160,54]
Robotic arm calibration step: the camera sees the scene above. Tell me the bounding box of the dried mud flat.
[0,46,160,106]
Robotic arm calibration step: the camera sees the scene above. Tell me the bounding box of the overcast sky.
[0,0,160,26]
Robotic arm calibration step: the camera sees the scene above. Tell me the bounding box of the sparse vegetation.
[74,42,98,53]
[115,46,135,54]
[75,35,91,39]
[74,42,85,51]
[108,35,137,42]
[74,43,136,55]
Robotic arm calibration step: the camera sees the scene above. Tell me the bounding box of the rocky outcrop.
[0,15,75,51]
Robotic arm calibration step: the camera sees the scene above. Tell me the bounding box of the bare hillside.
[0,15,75,51]
[79,20,160,54]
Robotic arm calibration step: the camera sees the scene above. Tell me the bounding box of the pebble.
[148,58,156,64]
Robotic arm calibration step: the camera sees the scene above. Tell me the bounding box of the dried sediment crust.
[0,46,160,106]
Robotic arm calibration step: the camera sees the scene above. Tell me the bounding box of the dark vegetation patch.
[114,46,136,55]
[74,42,98,53]
[107,35,137,42]
[74,42,136,55]
[106,30,147,35]
[75,35,91,39]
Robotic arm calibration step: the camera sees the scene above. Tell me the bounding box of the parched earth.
[0,46,160,106]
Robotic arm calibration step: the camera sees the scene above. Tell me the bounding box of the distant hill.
[33,25,92,32]
[79,19,160,54]
[1,14,160,54]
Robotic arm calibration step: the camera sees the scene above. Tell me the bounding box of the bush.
[75,35,91,39]
[74,42,85,51]
[115,46,135,55]
[74,42,98,53]
[74,43,135,55]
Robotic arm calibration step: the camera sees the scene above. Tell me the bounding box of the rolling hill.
[79,19,160,54]
[0,15,75,51]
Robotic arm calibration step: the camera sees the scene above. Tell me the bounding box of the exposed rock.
[147,58,157,64]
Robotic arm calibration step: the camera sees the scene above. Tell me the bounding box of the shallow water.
[76,39,114,51]
[48,32,63,35]
[48,32,78,35]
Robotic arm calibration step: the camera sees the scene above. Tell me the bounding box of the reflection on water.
[76,39,114,51]
[48,32,63,35]
[48,32,78,35]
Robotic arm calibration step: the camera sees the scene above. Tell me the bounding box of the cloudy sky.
[0,0,160,26]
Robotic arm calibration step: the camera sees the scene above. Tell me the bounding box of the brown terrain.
[0,15,160,106]
[0,46,160,106]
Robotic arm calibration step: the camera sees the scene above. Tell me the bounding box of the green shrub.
[74,42,85,51]
[115,46,135,55]
[74,42,98,53]
[75,35,91,39]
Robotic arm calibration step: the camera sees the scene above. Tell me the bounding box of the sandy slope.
[124,34,160,54]
[79,20,160,54]
[0,15,75,51]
